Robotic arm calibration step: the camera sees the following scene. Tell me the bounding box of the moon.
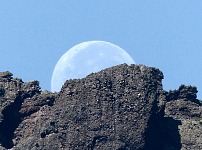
[51,41,135,92]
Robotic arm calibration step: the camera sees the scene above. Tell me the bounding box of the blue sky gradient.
[0,1,202,99]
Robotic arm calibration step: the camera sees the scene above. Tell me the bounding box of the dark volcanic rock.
[0,72,56,149]
[165,86,202,150]
[0,64,201,150]
[44,64,164,150]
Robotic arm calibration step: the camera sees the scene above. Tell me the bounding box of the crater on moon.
[51,41,135,92]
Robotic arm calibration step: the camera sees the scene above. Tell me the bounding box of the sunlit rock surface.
[0,64,201,150]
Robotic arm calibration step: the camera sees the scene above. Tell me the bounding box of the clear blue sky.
[0,1,202,99]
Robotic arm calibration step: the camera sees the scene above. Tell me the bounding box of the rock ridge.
[0,64,201,150]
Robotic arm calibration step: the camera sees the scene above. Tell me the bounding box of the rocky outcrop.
[45,64,164,150]
[0,71,56,149]
[164,85,202,150]
[0,64,201,150]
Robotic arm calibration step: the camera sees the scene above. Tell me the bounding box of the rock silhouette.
[0,64,201,150]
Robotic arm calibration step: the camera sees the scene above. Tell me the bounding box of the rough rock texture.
[0,64,201,150]
[0,72,56,149]
[165,85,202,150]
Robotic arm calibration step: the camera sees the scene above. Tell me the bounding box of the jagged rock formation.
[0,64,201,150]
[165,85,202,150]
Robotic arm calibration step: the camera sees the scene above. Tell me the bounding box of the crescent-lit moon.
[51,41,135,92]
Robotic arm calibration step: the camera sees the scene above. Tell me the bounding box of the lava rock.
[165,92,202,150]
[0,64,201,150]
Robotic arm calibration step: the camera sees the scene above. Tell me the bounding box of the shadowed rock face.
[164,86,202,150]
[0,64,201,150]
[0,72,56,150]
